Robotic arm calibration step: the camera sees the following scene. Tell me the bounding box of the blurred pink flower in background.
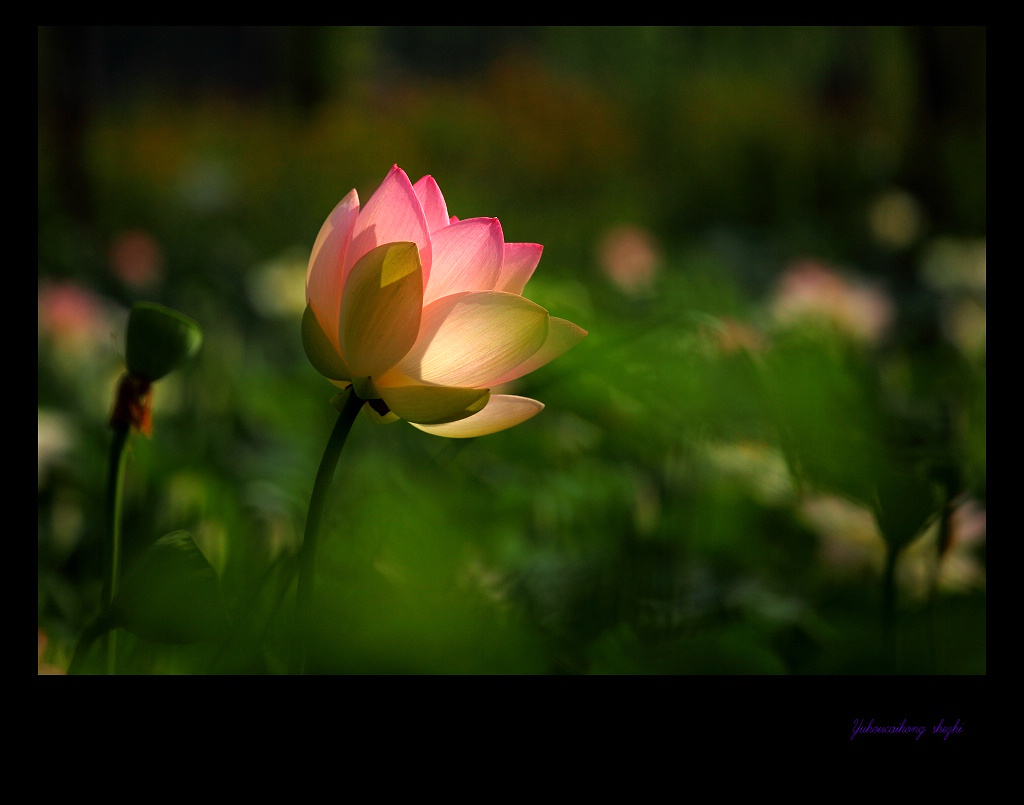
[38,282,103,340]
[38,282,126,420]
[108,229,165,288]
[597,224,661,296]
[771,260,894,343]
[37,281,116,356]
[303,165,586,437]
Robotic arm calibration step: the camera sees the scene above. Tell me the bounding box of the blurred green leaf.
[872,465,940,551]
[109,530,230,644]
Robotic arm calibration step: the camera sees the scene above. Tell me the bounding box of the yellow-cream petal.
[488,317,587,385]
[411,395,544,438]
[378,381,490,425]
[396,291,549,388]
[339,242,424,379]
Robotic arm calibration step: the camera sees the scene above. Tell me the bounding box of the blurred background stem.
[881,543,899,670]
[68,611,115,675]
[292,389,365,673]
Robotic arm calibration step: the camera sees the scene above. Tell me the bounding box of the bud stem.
[100,421,130,673]
[292,388,365,673]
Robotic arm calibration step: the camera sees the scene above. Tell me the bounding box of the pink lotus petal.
[306,189,359,349]
[489,317,587,385]
[412,175,450,234]
[495,242,542,295]
[411,395,544,438]
[339,242,424,379]
[347,165,433,288]
[423,217,504,305]
[397,291,549,388]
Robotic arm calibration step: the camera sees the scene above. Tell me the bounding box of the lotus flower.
[302,165,586,437]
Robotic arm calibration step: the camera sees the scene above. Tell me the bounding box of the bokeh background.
[38,26,985,674]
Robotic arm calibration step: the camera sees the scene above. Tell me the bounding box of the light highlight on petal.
[398,291,549,388]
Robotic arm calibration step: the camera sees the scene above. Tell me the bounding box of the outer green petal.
[302,304,352,380]
[340,242,423,378]
[379,383,490,425]
[411,395,544,438]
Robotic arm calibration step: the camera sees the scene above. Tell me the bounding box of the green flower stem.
[101,421,130,674]
[292,389,365,673]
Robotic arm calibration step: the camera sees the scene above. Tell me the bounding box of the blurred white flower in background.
[921,237,986,358]
[799,492,986,599]
[867,188,924,250]
[37,409,76,489]
[247,250,309,318]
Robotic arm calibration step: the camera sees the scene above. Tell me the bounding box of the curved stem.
[101,422,130,674]
[292,389,364,673]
